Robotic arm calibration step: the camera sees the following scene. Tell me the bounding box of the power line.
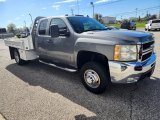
[78,0,127,10]
[73,0,159,18]
[109,6,160,17]
[135,8,138,18]
[94,0,126,7]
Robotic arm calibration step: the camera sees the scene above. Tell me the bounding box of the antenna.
[71,8,74,16]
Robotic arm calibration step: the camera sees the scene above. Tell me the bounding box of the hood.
[79,30,153,44]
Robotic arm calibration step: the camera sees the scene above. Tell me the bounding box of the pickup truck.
[4,16,156,94]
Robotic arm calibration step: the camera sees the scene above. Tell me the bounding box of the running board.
[39,60,77,72]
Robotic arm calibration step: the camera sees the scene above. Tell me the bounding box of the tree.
[94,13,103,24]
[138,16,141,22]
[149,14,157,20]
[7,23,16,34]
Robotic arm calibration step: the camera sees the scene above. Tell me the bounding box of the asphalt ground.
[0,30,160,120]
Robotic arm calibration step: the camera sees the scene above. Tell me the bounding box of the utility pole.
[135,8,138,19]
[146,11,149,20]
[77,0,79,15]
[71,8,74,16]
[24,20,26,32]
[29,13,33,25]
[24,20,26,28]
[90,2,94,18]
[121,16,123,20]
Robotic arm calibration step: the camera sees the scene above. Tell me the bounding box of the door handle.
[46,39,53,44]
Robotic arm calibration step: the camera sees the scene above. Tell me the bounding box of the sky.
[0,0,160,28]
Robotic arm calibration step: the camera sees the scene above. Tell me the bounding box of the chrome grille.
[142,41,154,50]
[142,52,152,61]
[139,41,154,62]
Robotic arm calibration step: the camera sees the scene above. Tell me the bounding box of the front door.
[45,18,74,64]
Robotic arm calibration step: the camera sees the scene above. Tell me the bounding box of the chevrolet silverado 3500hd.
[4,16,156,94]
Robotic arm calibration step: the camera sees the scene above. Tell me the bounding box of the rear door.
[35,19,49,58]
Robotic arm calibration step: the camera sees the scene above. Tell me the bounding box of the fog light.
[121,65,127,71]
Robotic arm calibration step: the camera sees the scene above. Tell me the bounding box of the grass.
[106,21,147,29]
[136,21,146,28]
[105,23,120,28]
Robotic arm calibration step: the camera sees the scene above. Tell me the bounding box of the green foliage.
[106,21,147,28]
[136,21,146,28]
[7,23,16,34]
[106,23,120,28]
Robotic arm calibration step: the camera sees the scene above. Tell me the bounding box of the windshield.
[67,17,107,33]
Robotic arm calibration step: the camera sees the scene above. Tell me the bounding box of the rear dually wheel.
[14,49,29,65]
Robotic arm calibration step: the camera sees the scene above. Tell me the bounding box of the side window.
[50,18,67,29]
[39,19,48,35]
[50,18,68,36]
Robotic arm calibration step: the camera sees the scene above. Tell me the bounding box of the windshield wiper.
[83,28,108,32]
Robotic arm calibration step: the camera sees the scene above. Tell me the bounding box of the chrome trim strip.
[39,60,77,72]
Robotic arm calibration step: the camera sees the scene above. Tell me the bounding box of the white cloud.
[95,0,118,4]
[7,20,12,23]
[52,5,60,10]
[70,4,75,7]
[14,17,20,21]
[55,0,76,4]
[42,7,47,10]
[95,0,109,4]
[0,0,6,2]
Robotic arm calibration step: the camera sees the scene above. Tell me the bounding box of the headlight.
[114,45,137,61]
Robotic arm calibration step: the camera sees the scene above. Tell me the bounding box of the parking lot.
[0,30,160,120]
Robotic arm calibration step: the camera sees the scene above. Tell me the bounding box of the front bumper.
[108,53,156,83]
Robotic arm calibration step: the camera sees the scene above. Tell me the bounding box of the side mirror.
[50,24,59,38]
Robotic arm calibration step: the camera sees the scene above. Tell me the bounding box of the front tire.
[148,28,151,31]
[80,62,110,94]
[14,49,28,65]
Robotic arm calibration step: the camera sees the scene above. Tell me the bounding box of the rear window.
[152,20,160,23]
[39,19,48,35]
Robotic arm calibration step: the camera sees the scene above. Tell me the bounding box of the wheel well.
[77,51,109,70]
[9,47,16,59]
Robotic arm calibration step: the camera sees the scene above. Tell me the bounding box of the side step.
[39,60,77,72]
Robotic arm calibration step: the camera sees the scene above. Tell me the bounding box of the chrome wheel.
[14,50,19,63]
[84,69,100,88]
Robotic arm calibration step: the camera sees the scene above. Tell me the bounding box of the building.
[102,16,116,24]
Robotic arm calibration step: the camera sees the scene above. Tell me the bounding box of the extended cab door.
[45,18,74,64]
[35,18,49,58]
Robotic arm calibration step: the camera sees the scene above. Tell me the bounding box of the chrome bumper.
[108,53,156,83]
